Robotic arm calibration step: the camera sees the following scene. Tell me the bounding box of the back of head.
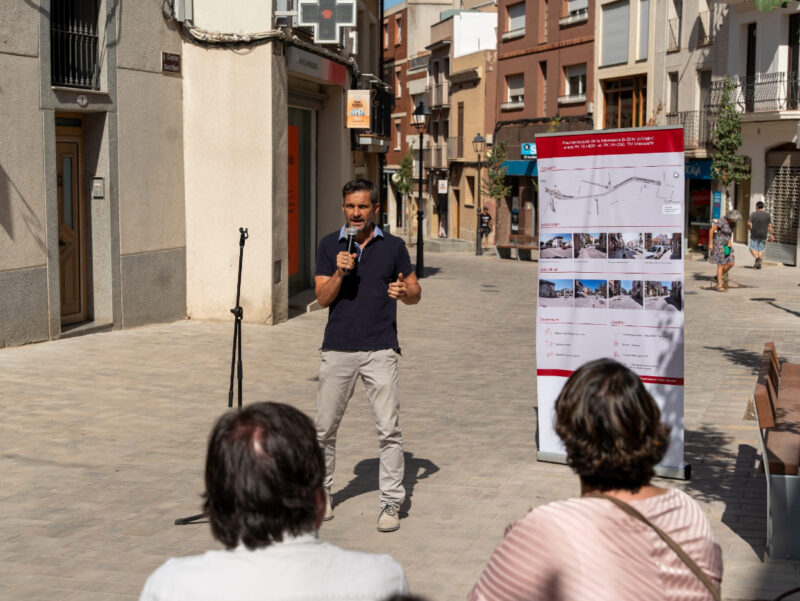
[203,402,324,550]
[555,359,670,492]
[756,201,765,210]
[342,178,379,205]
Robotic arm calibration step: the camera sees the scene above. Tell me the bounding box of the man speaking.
[314,178,421,533]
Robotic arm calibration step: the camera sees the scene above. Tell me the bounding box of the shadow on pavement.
[703,345,762,374]
[682,429,767,557]
[332,451,439,519]
[750,297,800,320]
[415,265,442,278]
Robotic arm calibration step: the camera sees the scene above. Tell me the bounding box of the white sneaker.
[323,490,334,521]
[377,504,400,532]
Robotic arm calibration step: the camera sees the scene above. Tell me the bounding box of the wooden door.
[57,140,86,324]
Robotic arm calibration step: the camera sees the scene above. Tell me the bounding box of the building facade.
[1,0,186,347]
[494,0,594,244]
[1,0,389,348]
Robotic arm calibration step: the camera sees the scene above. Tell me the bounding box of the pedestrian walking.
[480,206,492,250]
[747,201,774,269]
[708,210,741,291]
[313,178,421,533]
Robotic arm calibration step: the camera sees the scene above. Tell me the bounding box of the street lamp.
[411,100,431,277]
[472,133,486,256]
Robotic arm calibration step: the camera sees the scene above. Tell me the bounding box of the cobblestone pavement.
[1,252,799,601]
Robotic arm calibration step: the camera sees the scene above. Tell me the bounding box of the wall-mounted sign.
[346,90,371,129]
[298,0,356,44]
[521,142,537,158]
[161,52,181,75]
[712,190,722,220]
[438,180,448,194]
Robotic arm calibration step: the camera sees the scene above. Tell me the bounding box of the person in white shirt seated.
[139,402,409,601]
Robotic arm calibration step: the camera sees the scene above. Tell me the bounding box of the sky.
[384,0,404,9]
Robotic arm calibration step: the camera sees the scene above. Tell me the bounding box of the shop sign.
[346,90,371,129]
[712,191,722,219]
[521,142,537,158]
[437,180,448,194]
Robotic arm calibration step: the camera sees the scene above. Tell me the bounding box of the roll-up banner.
[535,127,688,479]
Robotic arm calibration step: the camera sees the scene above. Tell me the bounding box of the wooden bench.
[752,342,800,559]
[496,234,537,261]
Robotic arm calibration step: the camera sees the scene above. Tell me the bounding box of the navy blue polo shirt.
[315,225,413,352]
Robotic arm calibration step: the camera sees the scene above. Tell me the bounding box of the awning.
[502,160,537,177]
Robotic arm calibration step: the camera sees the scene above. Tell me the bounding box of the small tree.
[392,151,415,239]
[710,76,750,211]
[481,141,512,239]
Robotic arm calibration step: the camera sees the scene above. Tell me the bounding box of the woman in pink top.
[469,359,722,601]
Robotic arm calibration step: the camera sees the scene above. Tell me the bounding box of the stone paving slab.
[1,253,799,600]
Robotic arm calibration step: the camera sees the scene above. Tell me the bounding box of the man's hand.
[336,251,357,275]
[388,272,421,305]
[388,273,407,300]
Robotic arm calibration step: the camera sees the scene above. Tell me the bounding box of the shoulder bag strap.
[584,492,721,601]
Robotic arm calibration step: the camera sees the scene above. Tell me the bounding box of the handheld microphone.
[344,226,359,273]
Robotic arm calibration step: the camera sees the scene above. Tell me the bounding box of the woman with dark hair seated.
[469,359,722,601]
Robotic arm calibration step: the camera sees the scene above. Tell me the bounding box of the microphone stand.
[174,227,249,526]
[229,227,248,409]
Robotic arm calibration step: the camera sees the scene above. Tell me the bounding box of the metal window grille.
[765,153,800,254]
[50,0,101,89]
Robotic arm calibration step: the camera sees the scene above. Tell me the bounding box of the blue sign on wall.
[521,142,537,158]
[712,191,722,219]
[685,159,713,180]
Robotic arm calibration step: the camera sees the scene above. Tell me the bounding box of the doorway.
[288,108,314,296]
[56,116,88,325]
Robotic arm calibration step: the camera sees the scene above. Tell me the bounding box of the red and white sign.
[535,127,686,474]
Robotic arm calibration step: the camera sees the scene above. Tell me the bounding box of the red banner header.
[536,128,684,159]
[537,369,684,387]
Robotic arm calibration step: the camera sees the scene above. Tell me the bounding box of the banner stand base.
[537,451,691,481]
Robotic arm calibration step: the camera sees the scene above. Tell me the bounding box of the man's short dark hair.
[756,201,765,210]
[342,178,379,206]
[555,359,670,492]
[203,402,324,550]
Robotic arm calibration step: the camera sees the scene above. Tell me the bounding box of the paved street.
[1,252,800,601]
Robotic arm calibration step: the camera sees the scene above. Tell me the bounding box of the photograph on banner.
[534,127,686,475]
[539,233,573,259]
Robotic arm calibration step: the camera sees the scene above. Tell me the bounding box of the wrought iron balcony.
[706,72,800,113]
[666,111,716,149]
[50,0,101,89]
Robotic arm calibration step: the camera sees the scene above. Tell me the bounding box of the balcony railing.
[448,136,463,160]
[706,72,800,113]
[667,18,680,52]
[423,145,448,169]
[51,0,101,89]
[559,10,588,27]
[409,55,430,72]
[501,100,525,111]
[666,111,716,149]
[425,81,450,108]
[696,11,712,47]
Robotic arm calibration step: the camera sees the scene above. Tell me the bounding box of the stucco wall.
[183,43,278,323]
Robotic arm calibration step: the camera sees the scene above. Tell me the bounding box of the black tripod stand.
[175,227,248,526]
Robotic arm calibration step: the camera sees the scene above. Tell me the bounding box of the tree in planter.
[392,151,415,240]
[710,76,750,213]
[481,141,512,243]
